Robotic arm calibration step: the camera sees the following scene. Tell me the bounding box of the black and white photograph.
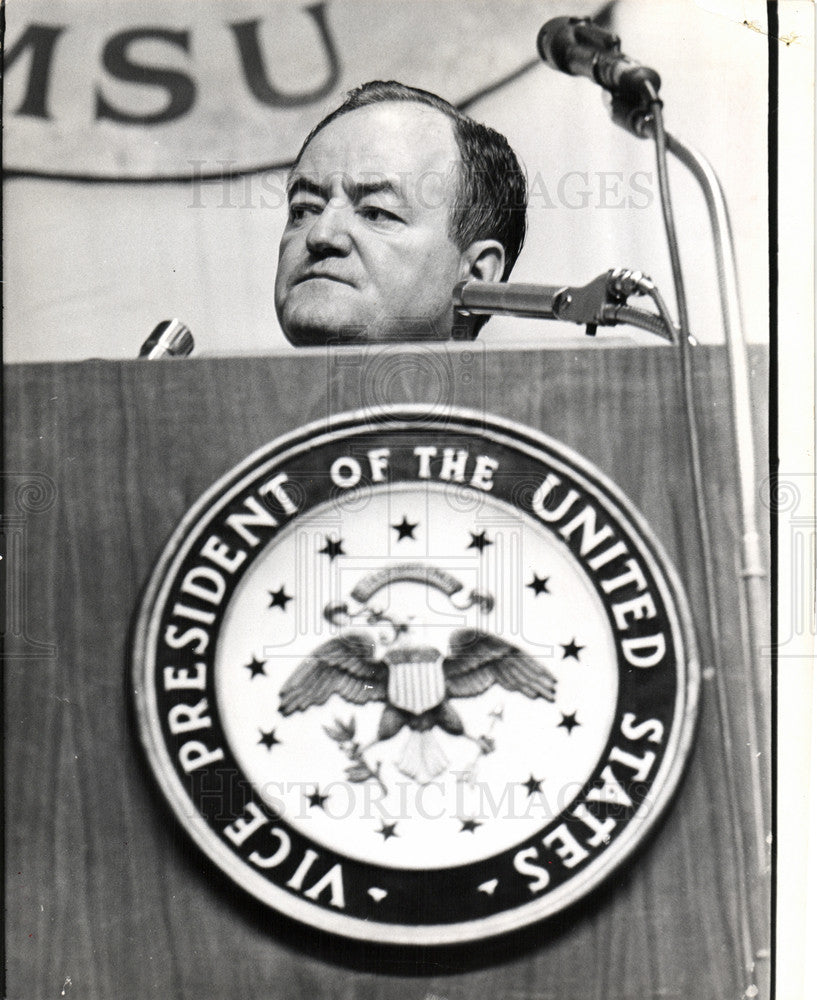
[3,1,811,997]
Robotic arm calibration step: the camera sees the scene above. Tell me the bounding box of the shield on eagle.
[384,645,446,715]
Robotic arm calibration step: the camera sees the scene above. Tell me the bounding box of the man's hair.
[293,80,527,282]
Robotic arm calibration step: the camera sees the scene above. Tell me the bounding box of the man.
[274,80,527,345]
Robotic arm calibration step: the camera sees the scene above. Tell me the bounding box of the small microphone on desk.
[138,319,194,359]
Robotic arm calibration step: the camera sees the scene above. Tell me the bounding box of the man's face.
[274,102,468,345]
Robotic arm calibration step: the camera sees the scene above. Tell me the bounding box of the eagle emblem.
[279,565,557,785]
[134,407,698,943]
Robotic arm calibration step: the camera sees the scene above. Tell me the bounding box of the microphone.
[454,271,626,328]
[537,16,661,135]
[138,319,194,359]
[453,270,676,340]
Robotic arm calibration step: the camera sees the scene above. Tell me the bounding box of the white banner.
[4,0,575,178]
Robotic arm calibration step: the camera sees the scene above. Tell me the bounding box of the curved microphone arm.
[663,132,766,587]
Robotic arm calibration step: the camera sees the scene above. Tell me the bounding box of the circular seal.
[132,406,698,944]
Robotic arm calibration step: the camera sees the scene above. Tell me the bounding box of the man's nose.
[305,204,352,256]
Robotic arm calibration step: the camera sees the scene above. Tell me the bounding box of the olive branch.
[323,716,387,795]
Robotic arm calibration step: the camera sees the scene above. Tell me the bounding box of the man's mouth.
[294,270,356,287]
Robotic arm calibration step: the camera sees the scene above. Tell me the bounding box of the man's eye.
[288,202,321,222]
[359,206,400,223]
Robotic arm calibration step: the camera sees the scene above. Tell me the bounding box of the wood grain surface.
[4,344,770,1000]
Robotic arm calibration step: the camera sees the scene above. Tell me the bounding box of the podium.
[4,343,769,996]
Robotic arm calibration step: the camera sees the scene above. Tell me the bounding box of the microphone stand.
[663,131,771,971]
[617,75,768,981]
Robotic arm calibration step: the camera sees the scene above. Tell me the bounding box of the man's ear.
[458,240,506,283]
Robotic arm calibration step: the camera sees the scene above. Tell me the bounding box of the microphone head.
[537,16,622,77]
[536,16,580,72]
[139,319,194,359]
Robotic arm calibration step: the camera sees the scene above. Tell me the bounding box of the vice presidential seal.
[132,407,698,944]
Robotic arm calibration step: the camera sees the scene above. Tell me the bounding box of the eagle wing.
[278,632,388,715]
[443,628,557,702]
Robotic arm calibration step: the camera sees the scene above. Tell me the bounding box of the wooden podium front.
[4,343,769,998]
